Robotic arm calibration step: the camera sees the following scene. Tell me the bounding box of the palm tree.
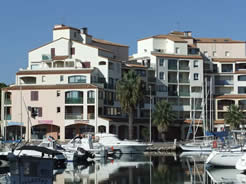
[225,104,244,130]
[116,70,144,140]
[152,100,175,140]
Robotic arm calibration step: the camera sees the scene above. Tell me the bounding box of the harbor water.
[1,152,245,184]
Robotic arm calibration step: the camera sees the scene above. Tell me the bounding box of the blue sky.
[0,0,246,85]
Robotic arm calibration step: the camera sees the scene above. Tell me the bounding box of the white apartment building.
[1,24,132,141]
[130,31,204,139]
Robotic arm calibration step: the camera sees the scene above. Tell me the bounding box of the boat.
[43,136,90,162]
[206,150,243,167]
[62,135,108,158]
[235,152,246,172]
[94,133,151,154]
[206,167,241,183]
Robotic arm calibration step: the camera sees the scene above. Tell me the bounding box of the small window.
[71,48,75,55]
[193,60,199,67]
[175,47,180,54]
[147,59,150,67]
[51,48,55,58]
[74,32,77,38]
[159,59,164,66]
[60,75,64,82]
[42,76,46,82]
[31,91,39,101]
[225,51,230,57]
[99,61,106,65]
[194,73,199,80]
[57,107,60,113]
[159,72,164,80]
[57,90,61,97]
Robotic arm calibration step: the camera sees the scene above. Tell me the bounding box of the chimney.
[81,27,88,35]
[184,31,192,37]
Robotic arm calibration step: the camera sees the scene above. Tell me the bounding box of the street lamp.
[149,85,152,143]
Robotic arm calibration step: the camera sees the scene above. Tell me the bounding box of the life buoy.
[213,140,217,148]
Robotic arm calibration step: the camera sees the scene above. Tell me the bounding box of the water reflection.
[3,152,246,183]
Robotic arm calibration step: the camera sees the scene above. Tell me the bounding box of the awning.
[7,122,24,126]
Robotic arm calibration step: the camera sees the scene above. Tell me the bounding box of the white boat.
[7,145,66,167]
[235,152,246,172]
[95,133,151,154]
[206,167,241,183]
[206,150,243,167]
[179,140,213,152]
[62,135,108,158]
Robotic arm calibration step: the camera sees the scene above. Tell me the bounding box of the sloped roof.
[16,69,93,75]
[92,38,129,48]
[195,38,245,43]
[152,53,202,59]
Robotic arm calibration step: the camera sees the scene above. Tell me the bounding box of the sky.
[1,0,246,85]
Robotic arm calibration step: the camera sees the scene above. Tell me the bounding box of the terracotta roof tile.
[212,58,246,63]
[138,34,187,43]
[216,95,246,99]
[16,69,93,75]
[92,38,129,48]
[152,53,202,59]
[52,56,69,60]
[3,84,98,91]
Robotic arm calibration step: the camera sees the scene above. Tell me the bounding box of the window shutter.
[71,48,75,55]
[51,48,55,58]
[31,91,39,101]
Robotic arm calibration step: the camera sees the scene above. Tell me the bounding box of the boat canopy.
[205,131,229,141]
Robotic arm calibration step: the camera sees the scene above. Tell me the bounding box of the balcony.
[5,114,11,120]
[65,113,83,120]
[65,97,83,104]
[179,79,189,83]
[215,80,233,85]
[87,98,95,104]
[88,113,95,119]
[179,92,190,96]
[4,99,11,105]
[168,65,177,70]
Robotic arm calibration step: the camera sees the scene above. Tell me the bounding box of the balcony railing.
[168,65,177,70]
[179,79,189,83]
[65,113,83,120]
[4,99,11,105]
[179,66,189,70]
[88,113,95,119]
[168,79,177,83]
[215,80,233,85]
[87,98,95,104]
[5,114,11,120]
[168,92,178,96]
[65,98,83,104]
[179,92,190,96]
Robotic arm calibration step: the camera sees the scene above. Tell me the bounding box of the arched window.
[68,75,86,83]
[99,61,106,65]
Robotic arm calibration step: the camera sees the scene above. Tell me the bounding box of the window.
[74,32,77,38]
[71,48,75,55]
[193,60,199,67]
[222,64,233,72]
[31,91,38,101]
[159,72,164,80]
[194,73,199,80]
[57,90,60,97]
[159,59,164,66]
[68,75,86,83]
[99,61,106,65]
[204,51,208,57]
[51,48,55,58]
[213,51,217,57]
[60,75,64,82]
[225,51,230,57]
[158,85,167,92]
[31,107,42,118]
[147,59,150,67]
[57,107,60,113]
[175,47,180,54]
[42,76,46,82]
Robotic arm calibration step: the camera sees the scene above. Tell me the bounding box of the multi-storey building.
[1,24,132,141]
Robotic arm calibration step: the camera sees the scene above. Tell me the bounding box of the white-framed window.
[194,73,199,80]
[159,72,164,80]
[159,58,164,66]
[193,60,199,67]
[175,47,180,54]
[225,51,230,57]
